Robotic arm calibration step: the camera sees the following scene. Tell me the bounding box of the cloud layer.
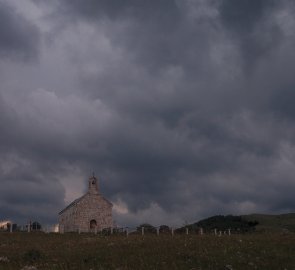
[1,0,295,226]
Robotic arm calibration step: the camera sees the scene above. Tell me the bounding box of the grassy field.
[0,232,294,270]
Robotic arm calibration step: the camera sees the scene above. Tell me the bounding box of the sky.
[1,0,295,227]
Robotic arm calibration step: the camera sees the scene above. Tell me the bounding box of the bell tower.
[88,173,99,194]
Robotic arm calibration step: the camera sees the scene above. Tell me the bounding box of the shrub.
[159,225,170,233]
[137,223,156,233]
[23,249,42,263]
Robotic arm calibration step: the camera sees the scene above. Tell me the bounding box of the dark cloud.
[0,0,295,226]
[0,150,65,223]
[0,2,40,60]
[219,0,275,33]
[60,0,180,21]
[271,85,295,120]
[46,0,215,74]
[219,0,283,71]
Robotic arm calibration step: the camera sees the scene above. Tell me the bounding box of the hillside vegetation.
[0,232,295,269]
[243,213,295,232]
[1,213,295,269]
[179,213,295,233]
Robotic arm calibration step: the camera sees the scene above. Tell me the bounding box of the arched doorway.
[90,219,97,229]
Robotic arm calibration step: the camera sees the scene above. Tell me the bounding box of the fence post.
[214,228,217,235]
[186,228,189,235]
[228,229,231,236]
[126,227,129,237]
[27,223,30,233]
[142,227,144,236]
[171,228,174,237]
[219,231,222,236]
[157,227,159,236]
[200,228,203,235]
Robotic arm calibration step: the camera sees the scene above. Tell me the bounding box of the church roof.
[58,193,113,215]
[58,194,87,215]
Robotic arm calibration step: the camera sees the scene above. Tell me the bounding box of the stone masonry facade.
[58,175,113,232]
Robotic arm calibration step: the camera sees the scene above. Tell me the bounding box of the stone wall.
[59,193,113,232]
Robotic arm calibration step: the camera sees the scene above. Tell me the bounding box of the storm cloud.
[1,0,295,226]
[0,1,39,60]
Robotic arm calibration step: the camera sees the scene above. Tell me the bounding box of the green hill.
[242,213,295,232]
[177,215,257,233]
[196,215,258,232]
[179,213,295,233]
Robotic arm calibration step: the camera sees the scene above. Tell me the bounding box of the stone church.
[58,175,113,232]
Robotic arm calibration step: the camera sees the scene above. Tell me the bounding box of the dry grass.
[0,232,294,269]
